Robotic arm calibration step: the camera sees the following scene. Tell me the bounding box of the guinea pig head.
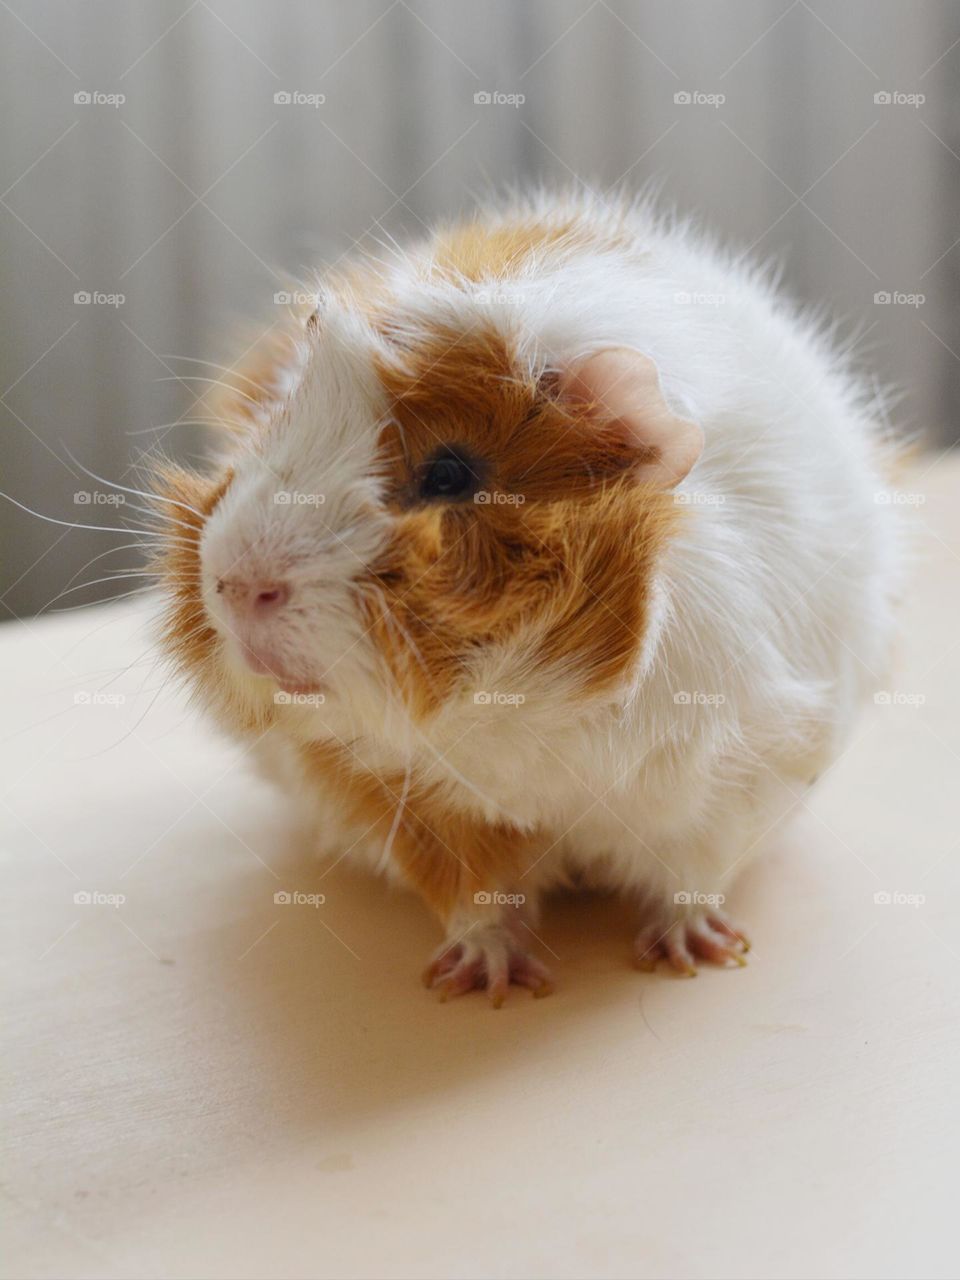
[153,304,701,737]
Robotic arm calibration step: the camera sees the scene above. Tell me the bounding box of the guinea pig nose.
[216,577,291,615]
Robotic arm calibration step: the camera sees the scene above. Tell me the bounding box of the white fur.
[197,191,904,917]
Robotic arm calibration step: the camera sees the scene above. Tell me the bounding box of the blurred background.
[1,0,957,617]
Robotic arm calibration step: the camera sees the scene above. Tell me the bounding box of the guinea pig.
[152,190,903,1006]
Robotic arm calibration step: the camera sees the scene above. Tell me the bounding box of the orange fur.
[363,321,676,721]
[426,212,634,282]
[301,742,543,920]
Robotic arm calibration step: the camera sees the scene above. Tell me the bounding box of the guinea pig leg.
[634,908,750,977]
[422,911,554,1009]
[381,800,555,1005]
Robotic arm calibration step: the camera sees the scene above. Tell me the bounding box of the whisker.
[98,640,165,691]
[127,418,232,437]
[44,585,155,615]
[153,376,260,406]
[72,667,178,760]
[61,597,164,659]
[41,572,158,611]
[362,583,430,677]
[62,446,205,519]
[0,491,162,537]
[156,354,271,396]
[59,540,151,594]
[112,501,201,535]
[377,760,411,876]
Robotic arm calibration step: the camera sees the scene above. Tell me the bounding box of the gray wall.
[1,0,957,617]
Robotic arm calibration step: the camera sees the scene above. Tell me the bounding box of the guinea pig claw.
[423,929,555,1007]
[422,944,464,989]
[706,913,751,953]
[669,955,698,979]
[634,910,750,977]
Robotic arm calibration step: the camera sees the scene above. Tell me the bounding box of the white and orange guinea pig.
[153,190,903,1006]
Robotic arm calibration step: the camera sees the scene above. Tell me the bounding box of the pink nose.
[216,577,291,617]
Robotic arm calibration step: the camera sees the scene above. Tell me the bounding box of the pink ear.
[559,347,703,489]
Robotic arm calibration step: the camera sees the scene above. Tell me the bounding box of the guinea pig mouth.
[234,639,326,698]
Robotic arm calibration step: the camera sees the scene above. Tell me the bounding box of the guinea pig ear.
[558,347,703,489]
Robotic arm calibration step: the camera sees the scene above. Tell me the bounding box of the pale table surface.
[3,460,958,1280]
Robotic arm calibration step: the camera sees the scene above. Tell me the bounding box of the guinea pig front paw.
[633,910,750,977]
[422,926,555,1008]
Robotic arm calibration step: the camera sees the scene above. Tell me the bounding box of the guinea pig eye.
[418,447,481,503]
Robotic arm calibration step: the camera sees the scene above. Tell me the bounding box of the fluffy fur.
[153,190,903,1001]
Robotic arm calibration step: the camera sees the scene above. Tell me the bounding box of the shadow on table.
[193,814,787,1140]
